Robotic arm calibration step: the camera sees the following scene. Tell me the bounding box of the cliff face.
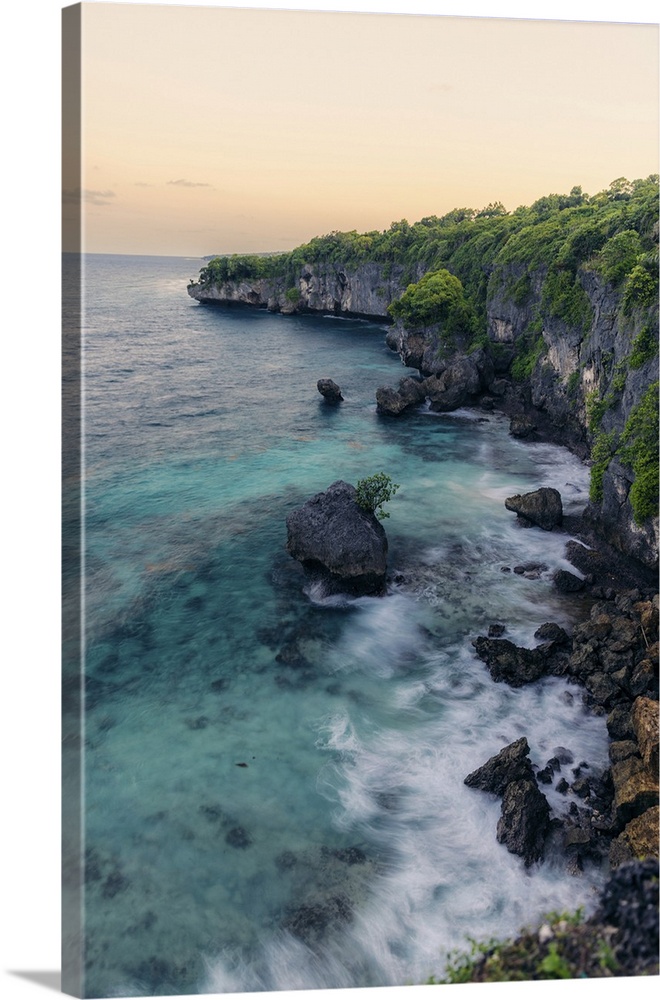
[188,261,424,320]
[188,259,658,572]
[484,263,658,570]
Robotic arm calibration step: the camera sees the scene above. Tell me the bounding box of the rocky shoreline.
[283,406,659,976]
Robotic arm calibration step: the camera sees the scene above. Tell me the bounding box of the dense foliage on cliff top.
[197,177,659,524]
[197,176,659,330]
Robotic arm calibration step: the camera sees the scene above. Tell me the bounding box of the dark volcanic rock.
[595,858,660,974]
[496,779,551,866]
[317,378,343,402]
[504,487,563,531]
[425,354,482,412]
[472,637,547,686]
[376,377,425,415]
[464,737,535,794]
[534,622,570,644]
[509,415,537,439]
[286,480,388,596]
[553,569,585,593]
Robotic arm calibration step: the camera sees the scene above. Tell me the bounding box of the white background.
[1,2,658,999]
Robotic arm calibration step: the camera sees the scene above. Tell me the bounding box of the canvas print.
[62,3,659,997]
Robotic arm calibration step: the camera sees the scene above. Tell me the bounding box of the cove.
[78,253,610,998]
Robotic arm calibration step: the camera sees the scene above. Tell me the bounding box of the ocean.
[72,252,610,997]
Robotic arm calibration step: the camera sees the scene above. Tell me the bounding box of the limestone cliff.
[187,219,658,572]
[188,261,423,320]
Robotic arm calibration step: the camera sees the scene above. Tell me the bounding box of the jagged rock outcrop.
[464,738,551,866]
[285,480,388,596]
[376,377,426,415]
[497,779,551,866]
[472,637,549,686]
[464,737,535,793]
[504,487,563,531]
[376,349,494,416]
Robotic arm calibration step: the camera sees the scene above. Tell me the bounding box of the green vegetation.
[355,473,400,520]
[541,268,593,332]
[387,269,475,350]
[199,175,658,362]
[566,369,581,395]
[427,907,624,984]
[589,431,618,503]
[617,382,659,523]
[594,229,644,285]
[196,176,659,344]
[587,382,659,521]
[628,324,658,370]
[510,319,544,382]
[285,287,301,305]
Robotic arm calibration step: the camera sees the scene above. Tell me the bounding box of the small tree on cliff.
[356,473,400,520]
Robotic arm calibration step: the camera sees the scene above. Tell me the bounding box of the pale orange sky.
[72,2,659,256]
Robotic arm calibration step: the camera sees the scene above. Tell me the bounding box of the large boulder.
[286,480,388,596]
[505,487,563,531]
[425,355,481,412]
[376,377,425,416]
[317,378,343,402]
[497,779,551,866]
[609,807,660,868]
[611,755,659,828]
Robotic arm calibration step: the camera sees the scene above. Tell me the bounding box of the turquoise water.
[77,254,609,998]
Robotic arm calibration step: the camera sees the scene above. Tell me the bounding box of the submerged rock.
[282,893,352,944]
[504,487,563,531]
[317,378,343,402]
[286,480,388,596]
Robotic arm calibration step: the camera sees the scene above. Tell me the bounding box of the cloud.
[134,181,153,187]
[167,178,213,188]
[62,188,116,206]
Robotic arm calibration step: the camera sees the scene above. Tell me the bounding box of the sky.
[1,4,660,1000]
[70,2,660,257]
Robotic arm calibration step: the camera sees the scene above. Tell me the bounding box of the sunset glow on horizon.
[70,2,659,257]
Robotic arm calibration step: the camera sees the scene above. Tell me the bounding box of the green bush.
[541,269,593,332]
[510,319,545,382]
[594,230,643,285]
[355,473,400,520]
[623,264,658,314]
[628,324,658,369]
[617,382,659,523]
[589,431,617,503]
[388,269,474,335]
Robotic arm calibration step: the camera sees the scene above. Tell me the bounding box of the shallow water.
[76,254,609,998]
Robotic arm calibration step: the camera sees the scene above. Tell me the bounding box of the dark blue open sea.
[76,253,609,997]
